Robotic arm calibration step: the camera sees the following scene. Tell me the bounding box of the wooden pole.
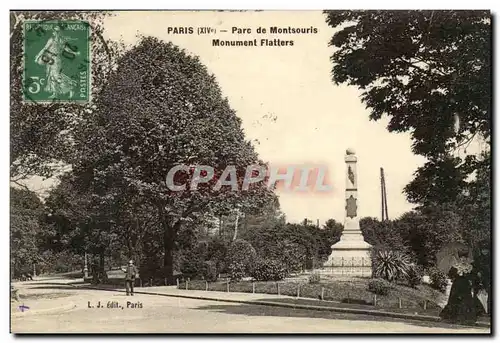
[277,283,280,295]
[321,287,324,301]
[399,297,402,309]
[374,294,377,306]
[423,300,427,310]
[384,176,389,220]
[186,280,189,290]
[176,278,179,287]
[381,167,389,221]
[252,282,255,294]
[150,278,153,287]
[140,279,142,288]
[227,281,230,293]
[381,167,385,221]
[297,284,300,298]
[205,281,208,291]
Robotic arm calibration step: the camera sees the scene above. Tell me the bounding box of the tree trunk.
[99,250,108,283]
[232,211,240,241]
[162,219,180,285]
[127,225,133,259]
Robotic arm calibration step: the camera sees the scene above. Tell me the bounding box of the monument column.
[323,148,372,276]
[344,148,359,232]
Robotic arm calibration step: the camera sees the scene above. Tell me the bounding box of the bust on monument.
[346,148,356,155]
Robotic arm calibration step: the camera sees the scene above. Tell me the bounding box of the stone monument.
[323,148,372,276]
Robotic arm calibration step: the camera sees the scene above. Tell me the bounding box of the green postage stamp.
[23,20,90,103]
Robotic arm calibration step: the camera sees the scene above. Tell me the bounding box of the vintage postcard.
[10,10,491,334]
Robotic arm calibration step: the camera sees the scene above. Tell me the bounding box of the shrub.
[428,267,448,292]
[207,237,229,273]
[308,272,321,284]
[373,250,411,282]
[196,241,209,258]
[229,262,246,282]
[180,250,204,279]
[279,240,307,273]
[250,258,287,281]
[139,255,162,282]
[202,260,218,282]
[368,278,391,296]
[406,264,423,288]
[36,250,84,275]
[227,239,256,275]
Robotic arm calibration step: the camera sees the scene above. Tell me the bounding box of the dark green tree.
[324,10,491,204]
[10,187,50,277]
[457,151,491,249]
[44,173,127,282]
[72,36,275,283]
[315,219,343,263]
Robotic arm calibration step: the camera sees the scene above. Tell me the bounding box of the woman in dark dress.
[440,267,477,325]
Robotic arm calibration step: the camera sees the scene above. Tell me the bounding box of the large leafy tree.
[44,173,126,281]
[360,217,408,253]
[457,151,491,249]
[73,36,275,283]
[320,218,343,253]
[10,187,51,277]
[361,207,463,267]
[324,10,491,204]
[219,194,285,241]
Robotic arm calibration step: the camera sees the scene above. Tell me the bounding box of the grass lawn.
[178,276,445,316]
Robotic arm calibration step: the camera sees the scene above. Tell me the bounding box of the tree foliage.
[324,10,491,204]
[457,151,491,248]
[10,187,48,276]
[242,219,343,270]
[360,217,407,253]
[325,10,490,156]
[70,36,274,283]
[325,11,491,274]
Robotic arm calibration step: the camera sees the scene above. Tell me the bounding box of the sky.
[24,11,428,224]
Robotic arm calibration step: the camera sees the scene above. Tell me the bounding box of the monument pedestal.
[323,230,372,277]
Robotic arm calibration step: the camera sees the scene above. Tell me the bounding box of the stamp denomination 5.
[23,20,90,103]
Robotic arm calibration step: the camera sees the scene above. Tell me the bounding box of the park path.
[11,276,490,334]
